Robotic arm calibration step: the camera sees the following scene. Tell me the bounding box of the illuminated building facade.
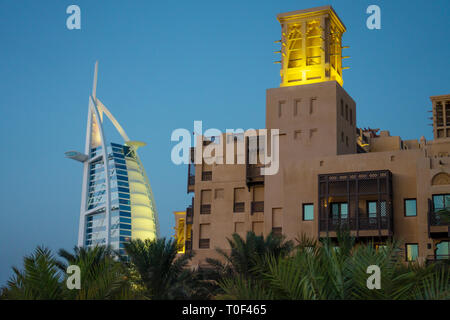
[174,6,450,265]
[66,62,159,254]
[276,6,346,87]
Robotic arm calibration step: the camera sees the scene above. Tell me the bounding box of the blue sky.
[0,0,449,285]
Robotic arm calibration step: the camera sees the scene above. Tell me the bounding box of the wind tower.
[276,6,347,87]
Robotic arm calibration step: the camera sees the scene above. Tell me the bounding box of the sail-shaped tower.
[66,62,159,255]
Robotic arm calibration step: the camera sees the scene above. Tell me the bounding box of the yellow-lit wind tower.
[275,6,347,87]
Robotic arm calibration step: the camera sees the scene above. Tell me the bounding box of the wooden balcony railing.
[319,216,391,232]
[426,255,450,265]
[428,211,450,227]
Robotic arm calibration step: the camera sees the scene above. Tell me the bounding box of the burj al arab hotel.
[66,62,159,255]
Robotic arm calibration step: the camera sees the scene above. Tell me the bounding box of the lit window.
[367,201,386,218]
[406,244,418,261]
[433,194,450,210]
[303,204,314,221]
[404,199,417,217]
[436,241,449,260]
[331,203,348,219]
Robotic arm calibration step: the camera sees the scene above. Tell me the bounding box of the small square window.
[404,199,417,217]
[406,244,418,262]
[303,203,314,221]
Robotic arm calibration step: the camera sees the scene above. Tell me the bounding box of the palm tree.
[216,231,450,300]
[57,245,137,300]
[206,231,293,299]
[123,237,196,300]
[1,246,64,300]
[206,231,294,280]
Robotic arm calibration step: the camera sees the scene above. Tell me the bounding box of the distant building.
[174,6,450,265]
[66,62,159,255]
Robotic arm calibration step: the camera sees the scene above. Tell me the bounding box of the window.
[310,97,317,114]
[199,239,210,249]
[406,244,418,262]
[252,221,264,236]
[404,199,417,217]
[345,136,349,147]
[278,101,285,118]
[120,230,131,236]
[340,99,344,117]
[233,187,246,213]
[367,201,387,218]
[199,224,211,249]
[330,203,348,219]
[345,104,348,121]
[234,222,245,234]
[349,109,353,125]
[432,194,450,210]
[272,227,282,237]
[436,241,449,260]
[294,99,301,116]
[303,203,314,221]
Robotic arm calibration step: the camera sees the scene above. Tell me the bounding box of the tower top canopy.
[277,6,346,30]
[276,6,347,87]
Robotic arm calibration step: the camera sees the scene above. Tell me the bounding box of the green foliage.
[215,231,450,300]
[206,231,294,281]
[2,246,64,300]
[436,208,450,224]
[123,238,200,300]
[58,246,136,300]
[1,234,448,300]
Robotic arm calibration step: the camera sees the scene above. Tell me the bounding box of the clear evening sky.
[0,0,449,285]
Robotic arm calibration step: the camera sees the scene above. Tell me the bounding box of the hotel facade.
[66,63,159,255]
[174,6,450,265]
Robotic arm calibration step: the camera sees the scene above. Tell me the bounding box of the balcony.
[246,165,264,188]
[187,174,195,193]
[319,217,390,232]
[200,204,211,215]
[187,147,195,193]
[185,240,192,254]
[233,202,245,213]
[318,170,394,238]
[428,203,450,238]
[426,255,450,265]
[251,201,264,215]
[186,206,193,224]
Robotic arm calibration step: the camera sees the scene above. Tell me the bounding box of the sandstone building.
[173,6,450,265]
